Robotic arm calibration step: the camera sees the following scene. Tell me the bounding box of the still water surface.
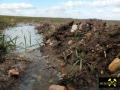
[4,24,43,52]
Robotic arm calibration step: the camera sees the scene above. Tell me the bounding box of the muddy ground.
[0,19,119,90]
[0,53,29,90]
[37,19,120,90]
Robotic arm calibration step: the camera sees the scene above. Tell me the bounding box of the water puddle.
[4,24,43,52]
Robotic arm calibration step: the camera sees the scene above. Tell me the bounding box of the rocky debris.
[0,54,29,90]
[36,23,56,34]
[108,58,120,73]
[42,19,120,90]
[49,85,67,90]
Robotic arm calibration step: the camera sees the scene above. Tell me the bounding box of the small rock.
[68,40,73,45]
[85,32,92,39]
[8,63,26,77]
[71,24,78,32]
[67,85,75,90]
[8,68,19,77]
[49,42,54,46]
[100,70,104,75]
[108,58,120,73]
[49,85,67,90]
[46,39,51,44]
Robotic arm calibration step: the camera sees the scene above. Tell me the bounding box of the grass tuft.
[0,33,16,62]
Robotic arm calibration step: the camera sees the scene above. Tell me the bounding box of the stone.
[68,40,73,45]
[67,85,75,90]
[71,24,78,32]
[49,85,67,90]
[46,39,51,44]
[8,68,19,77]
[8,63,26,77]
[108,58,120,73]
[85,32,92,39]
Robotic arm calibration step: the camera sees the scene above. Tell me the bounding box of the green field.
[0,15,73,24]
[0,15,120,30]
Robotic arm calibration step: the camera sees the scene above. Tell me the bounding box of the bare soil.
[0,53,29,90]
[37,19,120,90]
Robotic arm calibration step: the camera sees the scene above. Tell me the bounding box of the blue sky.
[0,0,120,20]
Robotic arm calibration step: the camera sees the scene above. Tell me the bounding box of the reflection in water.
[4,24,43,52]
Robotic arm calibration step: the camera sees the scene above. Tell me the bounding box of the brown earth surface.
[37,19,120,90]
[0,53,29,90]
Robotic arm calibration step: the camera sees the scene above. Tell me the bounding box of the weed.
[0,33,17,62]
[74,31,84,40]
[68,48,85,76]
[24,34,27,51]
[29,31,32,46]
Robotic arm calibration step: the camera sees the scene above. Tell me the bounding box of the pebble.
[49,85,67,90]
[108,58,120,73]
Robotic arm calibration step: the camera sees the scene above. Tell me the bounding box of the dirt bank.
[37,19,120,90]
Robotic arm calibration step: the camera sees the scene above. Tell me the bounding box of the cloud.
[0,3,34,16]
[63,0,120,8]
[0,1,120,20]
[0,3,33,10]
[45,0,81,13]
[43,0,120,19]
[45,0,120,13]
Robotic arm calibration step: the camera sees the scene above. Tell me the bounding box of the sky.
[0,0,120,20]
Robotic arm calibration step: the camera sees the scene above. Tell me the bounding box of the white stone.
[71,24,78,32]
